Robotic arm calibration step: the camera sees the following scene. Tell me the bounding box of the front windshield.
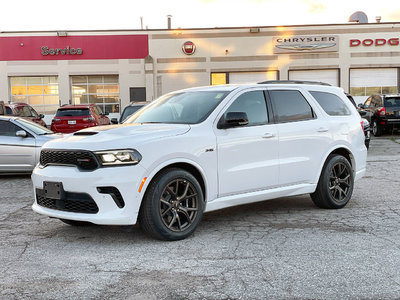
[125,91,229,124]
[16,118,53,135]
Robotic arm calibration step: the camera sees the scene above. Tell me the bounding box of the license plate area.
[68,120,76,125]
[43,181,64,200]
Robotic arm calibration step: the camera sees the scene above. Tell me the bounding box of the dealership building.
[0,21,400,123]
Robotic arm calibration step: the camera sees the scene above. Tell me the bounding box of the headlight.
[95,149,142,166]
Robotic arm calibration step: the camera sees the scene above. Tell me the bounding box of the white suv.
[32,83,367,240]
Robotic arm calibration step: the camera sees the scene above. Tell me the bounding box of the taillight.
[52,118,61,123]
[360,121,365,133]
[83,117,95,123]
[379,107,386,116]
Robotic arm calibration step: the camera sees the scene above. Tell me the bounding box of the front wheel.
[311,154,354,209]
[372,120,382,136]
[139,168,204,241]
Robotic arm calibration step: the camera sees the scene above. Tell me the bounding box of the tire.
[139,168,204,241]
[311,154,354,209]
[59,219,92,226]
[372,120,382,137]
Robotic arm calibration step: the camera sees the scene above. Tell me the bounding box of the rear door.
[0,120,37,172]
[267,88,331,186]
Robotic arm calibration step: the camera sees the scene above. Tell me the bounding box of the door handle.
[262,133,275,139]
[317,127,329,133]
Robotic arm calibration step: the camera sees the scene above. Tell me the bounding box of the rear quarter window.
[310,91,351,116]
[56,109,90,117]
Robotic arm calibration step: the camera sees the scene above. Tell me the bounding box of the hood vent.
[73,131,98,136]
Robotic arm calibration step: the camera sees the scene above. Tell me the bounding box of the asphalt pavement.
[1,136,400,299]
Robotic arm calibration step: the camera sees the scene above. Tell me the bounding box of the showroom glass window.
[71,75,120,114]
[269,90,314,123]
[9,77,59,114]
[310,91,351,116]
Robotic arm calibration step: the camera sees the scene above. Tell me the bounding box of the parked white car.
[32,83,367,240]
[0,116,62,174]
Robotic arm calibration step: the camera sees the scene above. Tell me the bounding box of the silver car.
[0,116,62,174]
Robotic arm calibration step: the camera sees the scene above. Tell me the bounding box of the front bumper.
[31,164,147,225]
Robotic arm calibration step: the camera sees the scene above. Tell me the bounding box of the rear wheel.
[139,168,204,241]
[311,154,354,209]
[372,120,382,136]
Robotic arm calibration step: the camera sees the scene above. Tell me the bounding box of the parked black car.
[346,94,371,149]
[358,94,400,136]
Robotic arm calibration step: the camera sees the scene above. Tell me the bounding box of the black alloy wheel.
[159,178,199,232]
[139,168,204,241]
[328,161,351,203]
[311,154,354,209]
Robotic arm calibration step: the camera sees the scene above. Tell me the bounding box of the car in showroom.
[51,104,110,133]
[0,116,62,174]
[32,83,367,241]
[111,102,149,124]
[5,102,47,128]
[358,94,400,136]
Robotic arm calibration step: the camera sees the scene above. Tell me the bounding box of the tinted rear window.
[56,109,90,117]
[310,91,351,116]
[384,97,400,107]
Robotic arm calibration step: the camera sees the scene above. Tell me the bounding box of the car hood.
[42,123,191,151]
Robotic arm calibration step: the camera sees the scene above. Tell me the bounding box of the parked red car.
[5,102,47,127]
[51,104,110,133]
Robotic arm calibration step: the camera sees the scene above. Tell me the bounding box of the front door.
[214,89,279,197]
[0,120,37,172]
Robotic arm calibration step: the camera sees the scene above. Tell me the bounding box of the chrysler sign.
[273,35,339,53]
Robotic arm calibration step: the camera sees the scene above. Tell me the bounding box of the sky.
[1,0,400,32]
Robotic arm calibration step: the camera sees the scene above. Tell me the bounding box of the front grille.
[36,189,99,214]
[40,149,99,170]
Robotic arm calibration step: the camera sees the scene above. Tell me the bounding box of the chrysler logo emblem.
[276,43,336,51]
[182,41,196,55]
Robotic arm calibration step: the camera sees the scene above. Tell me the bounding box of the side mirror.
[39,114,45,119]
[16,130,27,138]
[110,118,118,124]
[219,112,249,129]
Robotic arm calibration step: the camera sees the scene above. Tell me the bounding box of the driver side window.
[0,120,21,136]
[224,91,268,126]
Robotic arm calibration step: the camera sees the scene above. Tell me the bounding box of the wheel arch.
[140,160,207,204]
[315,146,355,184]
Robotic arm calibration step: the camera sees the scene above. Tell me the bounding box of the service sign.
[273,35,339,54]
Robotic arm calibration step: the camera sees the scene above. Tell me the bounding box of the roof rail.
[258,80,332,86]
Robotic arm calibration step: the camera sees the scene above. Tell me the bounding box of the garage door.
[289,69,339,87]
[350,68,398,105]
[229,71,278,84]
